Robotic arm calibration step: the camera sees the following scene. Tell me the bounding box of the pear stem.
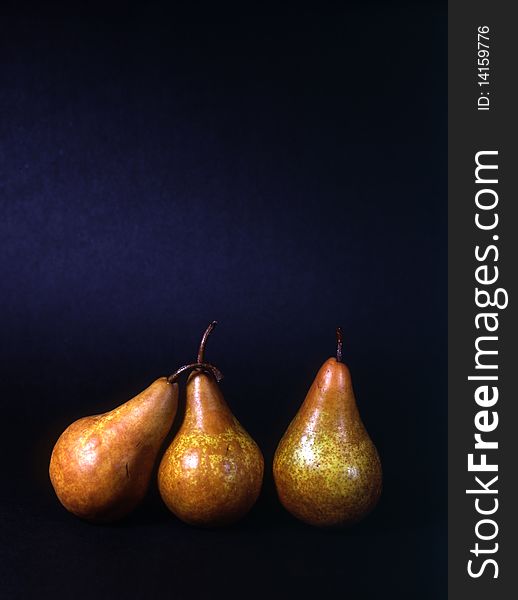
[167,362,223,384]
[336,327,343,362]
[197,321,217,363]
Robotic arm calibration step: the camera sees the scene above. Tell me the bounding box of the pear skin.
[273,337,382,527]
[158,323,264,526]
[49,377,178,523]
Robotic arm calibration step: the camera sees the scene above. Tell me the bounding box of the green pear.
[273,328,382,527]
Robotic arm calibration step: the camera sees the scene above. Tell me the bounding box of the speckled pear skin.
[49,378,178,523]
[158,370,264,527]
[273,358,382,527]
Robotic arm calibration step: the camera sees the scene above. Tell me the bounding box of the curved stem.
[167,362,223,384]
[197,321,217,363]
[336,327,343,363]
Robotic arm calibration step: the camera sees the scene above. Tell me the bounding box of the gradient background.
[1,2,447,598]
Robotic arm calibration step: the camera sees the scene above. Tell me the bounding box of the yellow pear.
[273,328,382,527]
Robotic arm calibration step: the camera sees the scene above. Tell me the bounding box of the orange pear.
[49,377,178,523]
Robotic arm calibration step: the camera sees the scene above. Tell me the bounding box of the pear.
[158,322,264,527]
[273,328,382,527]
[49,377,178,523]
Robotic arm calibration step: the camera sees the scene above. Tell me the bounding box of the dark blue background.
[1,2,447,598]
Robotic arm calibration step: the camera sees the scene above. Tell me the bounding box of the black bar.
[449,0,517,597]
